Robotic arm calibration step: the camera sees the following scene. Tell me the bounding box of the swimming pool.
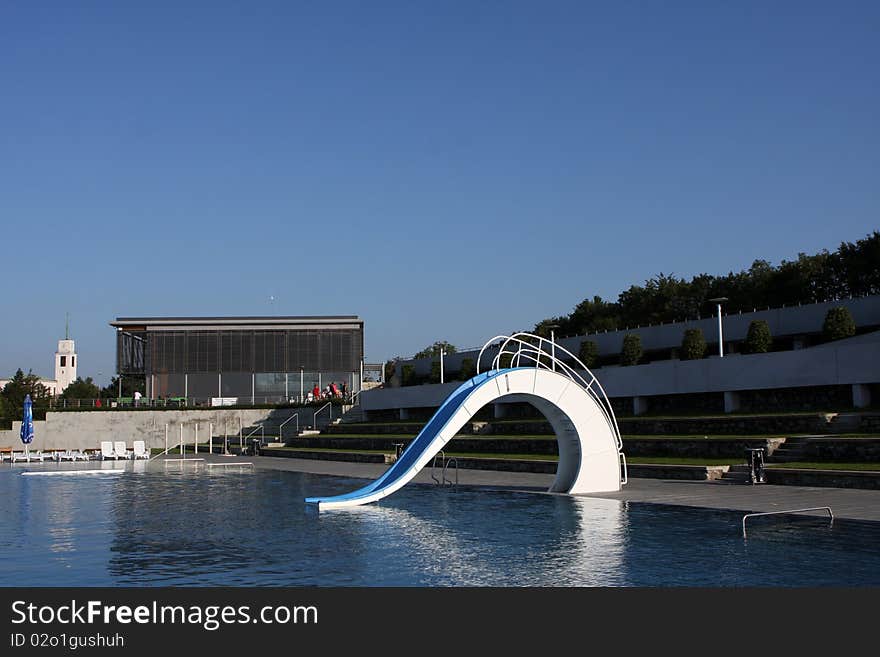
[1,463,878,586]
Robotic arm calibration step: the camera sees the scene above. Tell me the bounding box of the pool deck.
[187,453,880,523]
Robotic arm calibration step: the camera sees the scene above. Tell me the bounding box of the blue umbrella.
[20,394,34,458]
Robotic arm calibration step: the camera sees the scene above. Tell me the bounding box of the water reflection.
[2,465,879,586]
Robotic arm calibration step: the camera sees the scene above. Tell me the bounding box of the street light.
[547,324,560,371]
[439,348,445,384]
[708,298,729,358]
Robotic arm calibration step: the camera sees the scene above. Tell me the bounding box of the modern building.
[110,316,364,403]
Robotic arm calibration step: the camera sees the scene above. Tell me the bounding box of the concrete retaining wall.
[0,408,300,452]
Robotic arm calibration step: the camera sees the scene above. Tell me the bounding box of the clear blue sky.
[2,1,878,385]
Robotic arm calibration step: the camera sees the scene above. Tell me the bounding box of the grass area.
[766,462,880,472]
[626,456,745,466]
[268,446,880,471]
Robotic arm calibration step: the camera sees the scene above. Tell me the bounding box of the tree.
[578,340,598,368]
[1,369,50,415]
[620,334,642,366]
[414,341,457,359]
[680,328,707,360]
[823,306,856,342]
[742,320,772,354]
[429,360,441,384]
[401,365,416,386]
[458,357,476,380]
[59,377,101,400]
[100,376,145,398]
[384,359,398,383]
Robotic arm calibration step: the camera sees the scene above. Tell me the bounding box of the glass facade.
[115,317,364,402]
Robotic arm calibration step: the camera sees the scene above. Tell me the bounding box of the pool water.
[1,465,878,586]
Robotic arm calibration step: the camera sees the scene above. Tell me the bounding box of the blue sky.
[1,1,877,384]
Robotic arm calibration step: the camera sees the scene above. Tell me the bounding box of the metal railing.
[313,402,332,430]
[442,457,458,486]
[477,332,623,452]
[279,413,299,442]
[742,507,834,538]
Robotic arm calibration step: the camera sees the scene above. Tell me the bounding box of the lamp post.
[547,324,560,371]
[299,366,304,404]
[439,348,445,384]
[708,297,728,358]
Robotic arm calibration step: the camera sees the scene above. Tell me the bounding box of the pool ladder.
[742,507,833,538]
[431,451,458,487]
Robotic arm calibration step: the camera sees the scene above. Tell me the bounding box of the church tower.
[55,314,77,393]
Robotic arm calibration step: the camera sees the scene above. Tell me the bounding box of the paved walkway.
[186,453,880,523]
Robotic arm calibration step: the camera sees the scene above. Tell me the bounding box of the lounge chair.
[11,451,30,463]
[132,440,150,460]
[100,441,117,460]
[70,449,90,461]
[114,441,133,460]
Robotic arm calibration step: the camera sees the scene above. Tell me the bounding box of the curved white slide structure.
[305,333,627,510]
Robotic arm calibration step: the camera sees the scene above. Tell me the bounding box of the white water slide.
[305,333,627,510]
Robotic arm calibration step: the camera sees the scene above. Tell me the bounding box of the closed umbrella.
[20,394,34,459]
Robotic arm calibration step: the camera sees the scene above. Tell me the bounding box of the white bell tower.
[55,314,77,393]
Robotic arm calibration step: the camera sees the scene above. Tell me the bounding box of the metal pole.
[195,422,199,454]
[184,373,188,402]
[209,423,213,455]
[218,372,222,398]
[251,373,255,405]
[118,375,122,399]
[300,368,304,403]
[179,424,183,457]
[165,424,168,454]
[285,373,288,401]
[239,415,243,451]
[717,303,724,358]
[551,330,556,371]
[440,349,445,384]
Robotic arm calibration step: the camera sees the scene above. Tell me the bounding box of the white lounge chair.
[132,440,150,460]
[70,449,90,461]
[100,441,117,460]
[114,441,133,460]
[11,451,30,463]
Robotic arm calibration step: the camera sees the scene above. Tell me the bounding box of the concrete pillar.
[399,408,410,420]
[723,391,740,413]
[633,396,649,416]
[853,384,872,409]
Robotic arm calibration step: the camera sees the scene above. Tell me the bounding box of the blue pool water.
[1,464,879,586]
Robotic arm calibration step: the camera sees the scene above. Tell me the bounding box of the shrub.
[459,358,476,380]
[680,328,707,360]
[620,334,642,366]
[429,360,441,383]
[578,340,598,368]
[742,320,772,354]
[823,306,856,341]
[401,365,416,386]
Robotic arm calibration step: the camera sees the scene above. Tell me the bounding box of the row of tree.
[0,370,142,423]
[579,305,856,367]
[393,306,857,384]
[533,232,879,339]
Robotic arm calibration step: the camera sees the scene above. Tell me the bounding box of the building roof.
[110,315,363,330]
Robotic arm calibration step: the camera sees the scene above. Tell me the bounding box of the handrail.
[150,423,184,461]
[313,402,332,429]
[279,413,299,442]
[476,332,623,452]
[742,507,833,538]
[243,424,264,443]
[442,457,458,486]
